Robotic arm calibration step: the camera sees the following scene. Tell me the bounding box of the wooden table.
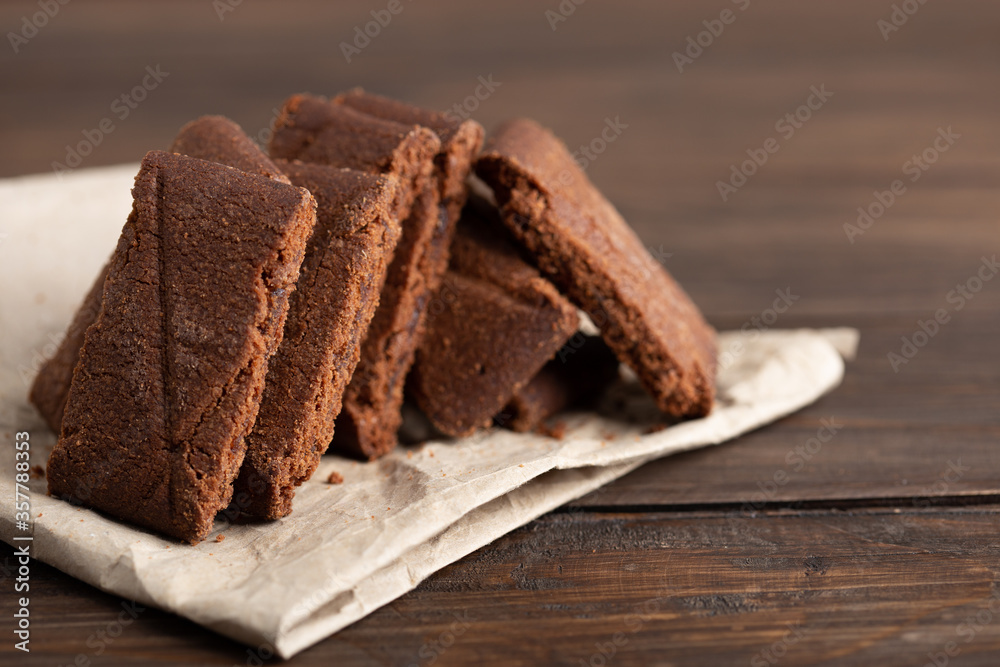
[2,1,999,664]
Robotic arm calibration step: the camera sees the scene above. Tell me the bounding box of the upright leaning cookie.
[29,116,291,434]
[269,95,437,221]
[232,161,401,518]
[476,119,716,418]
[46,150,316,543]
[270,94,449,459]
[335,88,484,280]
[169,115,292,185]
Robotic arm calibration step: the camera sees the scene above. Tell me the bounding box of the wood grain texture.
[572,311,1000,510]
[4,507,1000,666]
[2,0,998,664]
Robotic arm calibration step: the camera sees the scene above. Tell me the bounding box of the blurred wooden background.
[2,1,1000,665]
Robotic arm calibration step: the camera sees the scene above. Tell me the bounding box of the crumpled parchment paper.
[0,164,857,658]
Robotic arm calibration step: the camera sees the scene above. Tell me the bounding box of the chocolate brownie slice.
[500,335,620,433]
[409,201,578,437]
[330,94,484,455]
[335,88,485,280]
[170,115,291,185]
[330,183,439,459]
[476,119,717,418]
[46,151,316,543]
[269,93,450,459]
[269,94,438,220]
[30,116,290,433]
[232,160,401,518]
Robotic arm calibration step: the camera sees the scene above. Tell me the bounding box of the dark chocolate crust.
[330,182,439,459]
[331,91,484,457]
[233,161,401,518]
[476,118,717,418]
[500,335,620,433]
[271,92,464,459]
[334,88,485,226]
[170,115,292,185]
[269,94,439,221]
[46,151,316,543]
[29,116,292,435]
[28,260,108,433]
[409,203,578,437]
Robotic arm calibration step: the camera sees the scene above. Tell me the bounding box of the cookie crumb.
[29,465,45,479]
[327,471,344,485]
[215,534,226,543]
[643,423,668,435]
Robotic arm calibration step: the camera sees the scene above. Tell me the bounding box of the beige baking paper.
[0,164,857,658]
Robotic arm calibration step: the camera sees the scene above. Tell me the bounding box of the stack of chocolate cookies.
[32,92,715,543]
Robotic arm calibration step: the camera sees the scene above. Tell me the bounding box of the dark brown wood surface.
[2,0,999,665]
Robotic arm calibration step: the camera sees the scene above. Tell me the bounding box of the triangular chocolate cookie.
[30,116,292,433]
[477,119,717,418]
[46,150,316,542]
[232,160,401,519]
